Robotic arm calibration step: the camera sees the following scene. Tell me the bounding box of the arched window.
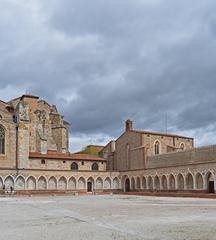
[154,141,160,155]
[0,126,5,154]
[92,162,99,171]
[71,162,78,171]
[180,143,185,151]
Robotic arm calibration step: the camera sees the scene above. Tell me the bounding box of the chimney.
[125,119,133,131]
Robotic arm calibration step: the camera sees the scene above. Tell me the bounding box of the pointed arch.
[91,163,99,171]
[87,177,95,186]
[15,176,25,190]
[180,143,185,151]
[122,175,130,192]
[142,176,147,189]
[26,176,36,190]
[205,171,215,193]
[68,177,76,190]
[131,177,135,190]
[48,176,57,190]
[136,177,141,190]
[161,175,168,190]
[195,172,203,190]
[154,140,161,155]
[154,176,160,190]
[0,177,3,190]
[113,177,120,189]
[38,176,47,190]
[78,177,86,190]
[186,173,194,190]
[4,176,14,190]
[177,173,184,190]
[148,176,153,190]
[71,162,78,171]
[169,174,176,190]
[58,176,67,190]
[96,177,103,190]
[87,177,94,192]
[104,177,111,189]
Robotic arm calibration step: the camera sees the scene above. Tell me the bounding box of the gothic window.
[154,141,160,155]
[92,163,99,171]
[71,162,78,171]
[0,125,5,154]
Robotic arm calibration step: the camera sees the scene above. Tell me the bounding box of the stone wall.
[147,145,216,169]
[115,131,145,171]
[0,113,16,169]
[29,158,106,171]
[141,132,193,157]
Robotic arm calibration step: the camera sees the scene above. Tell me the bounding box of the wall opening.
[125,178,130,192]
[208,181,215,193]
[87,182,93,192]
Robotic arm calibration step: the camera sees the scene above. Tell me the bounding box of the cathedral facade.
[0,95,215,194]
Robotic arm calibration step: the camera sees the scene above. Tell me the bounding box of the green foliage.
[78,148,100,157]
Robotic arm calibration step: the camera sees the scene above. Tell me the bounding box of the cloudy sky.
[1,0,216,151]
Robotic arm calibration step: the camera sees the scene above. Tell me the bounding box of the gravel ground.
[0,194,216,240]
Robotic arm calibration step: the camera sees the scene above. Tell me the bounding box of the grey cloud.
[1,0,216,150]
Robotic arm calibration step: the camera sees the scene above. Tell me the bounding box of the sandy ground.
[0,194,216,240]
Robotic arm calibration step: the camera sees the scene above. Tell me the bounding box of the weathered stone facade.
[0,95,216,194]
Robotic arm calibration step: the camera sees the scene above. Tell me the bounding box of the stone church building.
[0,95,215,194]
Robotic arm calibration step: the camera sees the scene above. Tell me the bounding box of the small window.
[81,161,84,165]
[92,162,99,171]
[154,141,160,155]
[63,160,66,163]
[180,143,185,151]
[41,159,45,164]
[71,162,78,171]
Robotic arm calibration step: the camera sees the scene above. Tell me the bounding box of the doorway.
[208,181,215,193]
[125,178,130,192]
[87,181,93,192]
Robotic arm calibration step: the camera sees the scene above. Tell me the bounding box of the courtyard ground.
[0,194,216,240]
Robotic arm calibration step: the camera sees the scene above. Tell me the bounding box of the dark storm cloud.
[1,0,216,150]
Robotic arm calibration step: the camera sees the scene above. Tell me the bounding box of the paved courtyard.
[0,194,216,240]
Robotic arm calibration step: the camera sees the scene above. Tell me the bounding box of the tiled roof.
[29,151,106,161]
